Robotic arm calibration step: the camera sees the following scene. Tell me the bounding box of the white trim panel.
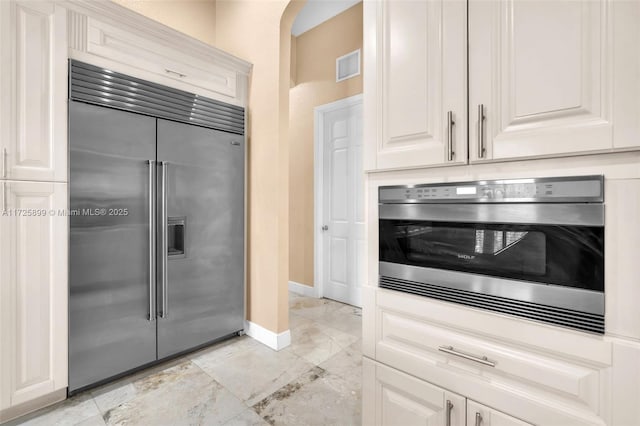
[244,321,291,351]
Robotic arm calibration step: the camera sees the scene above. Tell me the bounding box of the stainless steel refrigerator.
[68,61,245,393]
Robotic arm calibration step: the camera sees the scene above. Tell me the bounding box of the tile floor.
[9,293,362,426]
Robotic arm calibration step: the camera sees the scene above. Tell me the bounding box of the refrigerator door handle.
[148,160,156,321]
[160,161,169,318]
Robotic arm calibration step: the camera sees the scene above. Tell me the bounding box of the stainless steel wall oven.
[378,176,605,334]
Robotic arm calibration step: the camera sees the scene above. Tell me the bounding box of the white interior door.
[321,97,363,307]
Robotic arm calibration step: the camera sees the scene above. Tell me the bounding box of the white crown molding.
[59,0,252,75]
[244,321,291,351]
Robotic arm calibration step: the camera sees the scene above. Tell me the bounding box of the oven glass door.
[379,220,604,291]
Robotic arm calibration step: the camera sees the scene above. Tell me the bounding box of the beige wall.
[289,3,363,287]
[216,0,305,333]
[112,0,216,45]
[110,0,304,334]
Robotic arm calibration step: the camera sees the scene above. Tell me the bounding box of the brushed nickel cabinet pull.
[165,69,186,78]
[438,345,496,367]
[475,412,483,426]
[2,148,7,178]
[445,400,454,426]
[447,111,455,161]
[477,104,486,159]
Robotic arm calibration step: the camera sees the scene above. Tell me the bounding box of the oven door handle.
[378,203,604,227]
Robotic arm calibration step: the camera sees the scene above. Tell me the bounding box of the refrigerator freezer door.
[156,119,244,358]
[69,101,157,392]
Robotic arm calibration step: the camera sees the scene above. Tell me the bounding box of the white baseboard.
[244,320,291,351]
[289,280,320,298]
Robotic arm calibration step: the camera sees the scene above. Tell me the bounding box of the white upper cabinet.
[469,0,613,161]
[365,0,467,170]
[612,0,640,149]
[365,0,640,170]
[0,1,67,182]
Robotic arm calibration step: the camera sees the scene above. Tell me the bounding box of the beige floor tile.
[320,341,362,397]
[191,337,314,407]
[289,297,345,321]
[288,292,306,305]
[288,312,314,330]
[90,381,136,415]
[316,323,360,348]
[187,335,255,365]
[223,409,269,426]
[74,415,107,426]
[289,322,359,366]
[316,305,362,338]
[102,360,246,426]
[253,367,361,426]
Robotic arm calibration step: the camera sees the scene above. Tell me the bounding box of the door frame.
[313,93,363,299]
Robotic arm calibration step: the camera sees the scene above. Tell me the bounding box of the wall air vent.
[336,49,361,82]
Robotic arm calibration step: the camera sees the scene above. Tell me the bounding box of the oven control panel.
[379,176,604,203]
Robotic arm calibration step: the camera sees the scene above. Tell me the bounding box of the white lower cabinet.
[0,181,68,422]
[363,358,531,426]
[363,358,465,426]
[364,289,612,426]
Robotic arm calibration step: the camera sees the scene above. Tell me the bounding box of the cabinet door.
[367,0,466,170]
[0,1,67,182]
[612,0,640,148]
[0,181,68,410]
[363,358,466,426]
[82,17,237,100]
[469,0,612,161]
[467,401,533,426]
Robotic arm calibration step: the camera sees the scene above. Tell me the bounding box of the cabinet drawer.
[84,18,237,100]
[373,291,610,418]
